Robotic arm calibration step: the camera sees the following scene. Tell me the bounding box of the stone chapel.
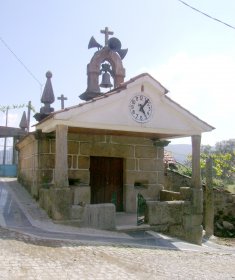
[16,27,214,244]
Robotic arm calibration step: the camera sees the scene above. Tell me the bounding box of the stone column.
[204,157,214,237]
[191,135,201,189]
[184,135,203,245]
[191,135,203,213]
[51,125,71,220]
[54,125,68,187]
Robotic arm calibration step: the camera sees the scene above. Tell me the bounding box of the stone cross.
[100,27,113,46]
[57,94,68,109]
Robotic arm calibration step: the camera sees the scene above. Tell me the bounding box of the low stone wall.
[164,169,191,192]
[82,204,116,230]
[160,188,192,202]
[39,187,116,230]
[165,169,235,237]
[146,200,202,244]
[166,169,235,218]
[160,190,181,201]
[71,203,116,230]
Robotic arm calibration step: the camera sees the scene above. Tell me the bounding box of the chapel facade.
[16,27,214,244]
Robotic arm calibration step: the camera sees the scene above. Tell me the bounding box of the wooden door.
[90,156,123,211]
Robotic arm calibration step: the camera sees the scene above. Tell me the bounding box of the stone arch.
[81,47,125,100]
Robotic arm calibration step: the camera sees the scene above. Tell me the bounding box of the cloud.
[144,52,235,145]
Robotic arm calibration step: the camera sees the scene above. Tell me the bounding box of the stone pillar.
[54,125,68,187]
[191,135,203,212]
[184,135,203,245]
[51,125,71,220]
[205,157,214,237]
[191,135,201,189]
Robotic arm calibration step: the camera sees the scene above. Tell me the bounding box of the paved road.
[0,226,235,280]
[0,178,235,279]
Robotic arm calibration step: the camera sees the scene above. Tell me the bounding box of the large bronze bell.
[100,72,113,88]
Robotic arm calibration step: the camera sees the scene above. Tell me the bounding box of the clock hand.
[139,98,149,111]
[142,98,149,108]
[139,98,149,114]
[139,104,147,117]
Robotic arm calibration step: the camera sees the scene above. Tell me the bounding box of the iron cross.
[100,27,113,46]
[57,94,68,109]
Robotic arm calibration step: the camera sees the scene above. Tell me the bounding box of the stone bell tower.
[79,27,128,101]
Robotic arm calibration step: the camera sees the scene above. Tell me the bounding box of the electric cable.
[0,36,43,88]
[177,0,235,31]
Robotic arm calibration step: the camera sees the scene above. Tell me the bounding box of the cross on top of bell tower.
[100,27,114,46]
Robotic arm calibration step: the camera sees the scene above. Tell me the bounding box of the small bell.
[100,72,113,88]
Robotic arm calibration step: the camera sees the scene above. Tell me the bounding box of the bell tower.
[79,27,128,101]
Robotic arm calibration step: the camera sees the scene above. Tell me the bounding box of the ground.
[214,237,235,247]
[0,227,234,280]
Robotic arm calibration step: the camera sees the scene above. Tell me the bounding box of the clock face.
[129,95,152,123]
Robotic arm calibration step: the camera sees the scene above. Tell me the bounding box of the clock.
[129,94,152,123]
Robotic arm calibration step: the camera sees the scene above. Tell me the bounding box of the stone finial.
[40,71,55,115]
[19,111,28,130]
[41,71,55,105]
[34,71,55,122]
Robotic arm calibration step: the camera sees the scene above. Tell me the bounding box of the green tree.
[184,139,235,187]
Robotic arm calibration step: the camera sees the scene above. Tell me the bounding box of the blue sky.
[0,0,235,146]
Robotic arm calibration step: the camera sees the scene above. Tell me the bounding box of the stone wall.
[17,134,39,197]
[67,133,165,212]
[211,188,235,217]
[17,132,55,199]
[146,200,202,243]
[17,131,165,213]
[165,169,235,228]
[146,185,203,244]
[164,169,191,192]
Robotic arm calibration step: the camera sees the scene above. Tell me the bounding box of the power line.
[177,0,235,31]
[0,36,43,88]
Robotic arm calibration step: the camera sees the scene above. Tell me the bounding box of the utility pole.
[3,107,9,165]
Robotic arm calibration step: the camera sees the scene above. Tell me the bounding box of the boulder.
[222,221,235,230]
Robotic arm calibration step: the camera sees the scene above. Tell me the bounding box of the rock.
[222,221,235,230]
[215,222,223,230]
